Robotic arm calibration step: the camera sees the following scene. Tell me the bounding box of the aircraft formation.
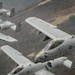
[0,2,21,42]
[0,2,75,75]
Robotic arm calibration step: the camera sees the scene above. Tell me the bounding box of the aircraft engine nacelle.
[0,24,12,30]
[46,57,67,70]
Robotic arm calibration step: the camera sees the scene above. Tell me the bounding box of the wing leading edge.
[25,17,71,40]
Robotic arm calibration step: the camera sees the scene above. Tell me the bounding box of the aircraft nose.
[34,56,39,63]
[34,50,45,63]
[35,56,44,63]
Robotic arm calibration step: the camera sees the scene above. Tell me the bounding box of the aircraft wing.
[0,33,17,42]
[35,68,55,75]
[1,45,34,65]
[25,17,71,40]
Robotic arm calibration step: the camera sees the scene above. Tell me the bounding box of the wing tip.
[1,45,9,49]
[25,17,37,22]
[10,39,18,42]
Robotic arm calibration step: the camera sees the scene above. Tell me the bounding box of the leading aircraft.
[1,45,74,75]
[25,17,75,63]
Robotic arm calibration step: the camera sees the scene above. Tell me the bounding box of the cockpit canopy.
[12,66,24,74]
[49,40,64,50]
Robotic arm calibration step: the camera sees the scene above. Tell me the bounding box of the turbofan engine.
[46,57,67,69]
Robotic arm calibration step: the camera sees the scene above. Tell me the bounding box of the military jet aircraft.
[25,17,75,63]
[0,14,21,32]
[1,45,74,75]
[0,18,21,42]
[0,5,21,42]
[0,2,18,42]
[0,15,21,42]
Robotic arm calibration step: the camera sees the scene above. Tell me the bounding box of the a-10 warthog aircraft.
[1,45,75,75]
[25,17,75,63]
[0,2,21,42]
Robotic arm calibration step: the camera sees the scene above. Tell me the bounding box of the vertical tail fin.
[6,8,15,17]
[15,21,21,32]
[10,8,15,17]
[0,2,2,9]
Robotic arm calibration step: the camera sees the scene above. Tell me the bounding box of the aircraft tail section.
[6,8,15,17]
[1,8,15,21]
[0,2,2,9]
[11,21,21,32]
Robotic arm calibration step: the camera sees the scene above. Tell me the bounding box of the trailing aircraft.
[1,45,74,75]
[25,17,75,63]
[0,2,17,42]
[0,2,21,42]
[0,14,21,42]
[0,14,21,32]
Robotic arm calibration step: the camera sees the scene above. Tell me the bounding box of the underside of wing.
[25,17,71,40]
[0,33,17,42]
[35,68,55,75]
[1,45,34,65]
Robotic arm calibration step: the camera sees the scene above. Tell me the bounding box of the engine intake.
[46,57,67,70]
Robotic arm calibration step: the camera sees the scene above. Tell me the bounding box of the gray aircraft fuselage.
[8,57,67,75]
[8,62,48,75]
[35,36,75,62]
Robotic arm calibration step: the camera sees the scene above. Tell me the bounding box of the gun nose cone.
[34,50,45,63]
[34,56,39,63]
